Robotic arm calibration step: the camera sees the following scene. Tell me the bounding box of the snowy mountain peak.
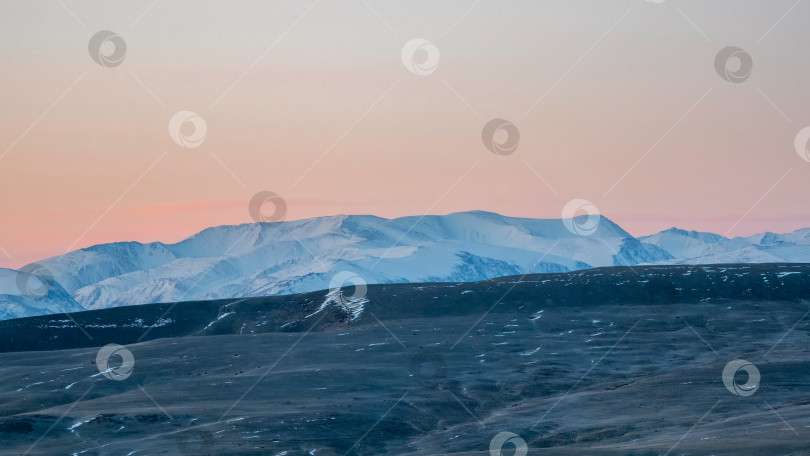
[0,268,84,320]
[654,227,728,242]
[3,211,810,321]
[639,224,810,265]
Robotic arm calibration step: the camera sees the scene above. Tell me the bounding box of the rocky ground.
[1,264,809,455]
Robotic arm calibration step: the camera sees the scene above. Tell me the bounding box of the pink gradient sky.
[1,0,809,269]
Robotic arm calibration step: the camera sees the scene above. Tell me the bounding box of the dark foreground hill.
[1,263,809,455]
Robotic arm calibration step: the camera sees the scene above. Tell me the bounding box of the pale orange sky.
[1,0,810,268]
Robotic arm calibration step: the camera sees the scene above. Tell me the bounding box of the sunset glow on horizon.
[2,0,810,269]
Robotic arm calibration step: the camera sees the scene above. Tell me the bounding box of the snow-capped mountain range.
[2,211,809,320]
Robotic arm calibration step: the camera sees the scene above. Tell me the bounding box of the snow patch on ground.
[202,312,235,330]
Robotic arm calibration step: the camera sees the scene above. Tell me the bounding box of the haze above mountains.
[2,211,809,320]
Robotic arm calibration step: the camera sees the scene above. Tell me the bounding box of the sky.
[1,0,809,269]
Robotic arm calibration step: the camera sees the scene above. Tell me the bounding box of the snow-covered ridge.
[2,211,809,320]
[638,226,810,265]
